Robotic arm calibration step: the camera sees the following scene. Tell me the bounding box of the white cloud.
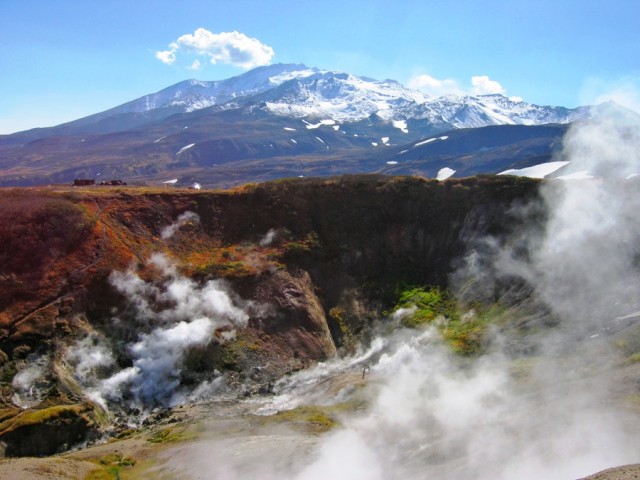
[190,59,202,71]
[471,75,506,95]
[408,73,508,98]
[155,49,176,65]
[156,28,274,70]
[407,74,463,96]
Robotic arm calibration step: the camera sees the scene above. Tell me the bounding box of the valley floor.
[1,353,640,480]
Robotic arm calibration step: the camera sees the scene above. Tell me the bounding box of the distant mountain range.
[0,63,594,187]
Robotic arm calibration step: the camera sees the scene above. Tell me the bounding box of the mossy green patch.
[622,352,640,366]
[98,453,136,467]
[258,405,340,434]
[85,453,136,480]
[0,403,92,435]
[114,428,139,440]
[393,286,455,328]
[0,407,20,425]
[147,424,195,444]
[85,468,116,480]
[391,286,509,355]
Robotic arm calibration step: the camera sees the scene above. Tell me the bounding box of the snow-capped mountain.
[4,63,587,143]
[418,94,585,128]
[112,63,585,129]
[0,63,598,188]
[108,63,318,115]
[245,66,585,128]
[253,69,429,122]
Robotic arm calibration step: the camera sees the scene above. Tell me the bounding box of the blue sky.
[1,0,639,134]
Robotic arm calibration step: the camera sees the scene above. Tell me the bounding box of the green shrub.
[393,286,456,328]
[391,286,501,355]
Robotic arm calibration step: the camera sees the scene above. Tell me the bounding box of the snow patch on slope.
[176,143,196,155]
[414,138,438,147]
[304,119,336,129]
[437,167,456,180]
[498,161,570,178]
[392,120,409,133]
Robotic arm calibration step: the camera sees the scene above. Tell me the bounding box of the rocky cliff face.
[0,174,541,455]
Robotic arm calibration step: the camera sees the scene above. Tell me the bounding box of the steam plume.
[11,356,48,408]
[68,253,256,408]
[161,211,200,239]
[270,101,640,479]
[259,228,278,247]
[67,100,640,478]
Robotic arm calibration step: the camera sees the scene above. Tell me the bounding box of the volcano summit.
[0,64,590,188]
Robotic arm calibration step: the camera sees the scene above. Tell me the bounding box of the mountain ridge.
[0,63,599,187]
[3,63,587,139]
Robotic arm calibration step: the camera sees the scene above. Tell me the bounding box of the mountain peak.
[2,63,590,149]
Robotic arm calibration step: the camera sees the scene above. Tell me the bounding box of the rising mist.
[164,101,640,480]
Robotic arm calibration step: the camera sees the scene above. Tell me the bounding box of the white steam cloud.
[259,228,278,247]
[337,96,640,479]
[11,356,48,408]
[492,102,640,332]
[581,76,640,115]
[161,210,200,240]
[286,331,638,480]
[156,28,275,69]
[180,95,640,479]
[174,321,639,479]
[68,253,257,408]
[66,334,115,382]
